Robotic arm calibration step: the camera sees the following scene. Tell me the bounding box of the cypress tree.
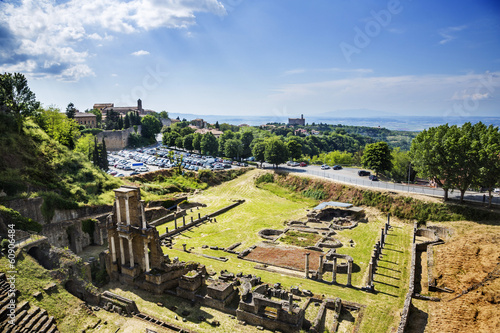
[101,138,109,171]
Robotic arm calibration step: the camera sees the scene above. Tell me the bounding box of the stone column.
[110,236,117,263]
[347,260,353,286]
[318,255,324,280]
[116,198,122,224]
[182,244,187,252]
[174,218,177,229]
[387,214,390,226]
[288,293,293,313]
[198,213,201,220]
[166,227,168,234]
[380,228,385,248]
[124,197,131,225]
[119,237,125,266]
[304,253,310,279]
[191,216,193,223]
[140,200,146,229]
[368,260,373,287]
[332,257,337,284]
[183,215,186,227]
[144,240,150,272]
[128,237,134,267]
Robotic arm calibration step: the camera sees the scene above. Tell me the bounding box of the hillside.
[0,112,121,207]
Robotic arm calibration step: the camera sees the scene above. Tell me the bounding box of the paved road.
[262,163,500,206]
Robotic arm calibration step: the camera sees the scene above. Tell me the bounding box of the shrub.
[40,192,79,223]
[255,173,274,185]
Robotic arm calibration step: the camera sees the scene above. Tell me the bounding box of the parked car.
[369,175,378,181]
[300,162,307,167]
[333,165,343,170]
[321,165,330,170]
[129,171,139,176]
[358,170,370,176]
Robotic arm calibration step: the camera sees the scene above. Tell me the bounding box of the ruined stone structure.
[105,186,197,292]
[237,284,304,332]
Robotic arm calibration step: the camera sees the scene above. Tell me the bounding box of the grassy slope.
[146,169,413,332]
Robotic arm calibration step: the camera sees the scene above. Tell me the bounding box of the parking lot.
[107,145,249,177]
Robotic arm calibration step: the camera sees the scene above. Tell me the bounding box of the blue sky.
[1,0,499,120]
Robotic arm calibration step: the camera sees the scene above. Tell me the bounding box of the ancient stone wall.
[96,125,141,151]
[397,223,417,333]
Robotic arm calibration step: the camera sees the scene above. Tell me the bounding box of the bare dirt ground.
[244,242,324,271]
[426,221,500,333]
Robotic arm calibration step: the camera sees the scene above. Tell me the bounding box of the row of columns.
[115,196,147,229]
[110,234,150,273]
[303,253,352,287]
[366,214,391,289]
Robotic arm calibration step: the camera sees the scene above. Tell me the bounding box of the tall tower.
[137,99,143,113]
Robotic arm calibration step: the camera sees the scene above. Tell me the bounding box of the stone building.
[105,186,199,292]
[74,112,97,128]
[94,99,154,116]
[288,114,305,126]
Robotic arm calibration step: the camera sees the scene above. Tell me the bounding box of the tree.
[0,72,40,133]
[265,137,289,168]
[124,113,130,129]
[192,133,202,152]
[183,134,194,151]
[141,114,162,143]
[410,125,455,201]
[388,148,415,183]
[362,141,393,176]
[215,121,220,129]
[75,133,96,160]
[101,138,109,171]
[37,107,80,148]
[477,124,500,207]
[201,132,218,156]
[240,130,254,157]
[252,140,267,168]
[218,130,234,156]
[159,110,169,119]
[286,139,302,161]
[65,102,76,118]
[224,139,243,159]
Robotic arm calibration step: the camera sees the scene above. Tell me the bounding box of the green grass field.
[153,169,413,332]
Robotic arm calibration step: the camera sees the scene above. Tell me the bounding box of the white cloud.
[0,0,226,81]
[283,68,373,76]
[131,50,150,56]
[439,25,467,45]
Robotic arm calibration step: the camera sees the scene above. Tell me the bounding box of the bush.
[255,173,274,185]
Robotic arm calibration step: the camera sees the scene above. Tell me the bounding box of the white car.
[137,166,149,172]
[321,165,330,170]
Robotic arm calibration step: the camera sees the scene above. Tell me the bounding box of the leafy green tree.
[0,72,40,133]
[65,102,76,118]
[192,133,202,152]
[388,148,415,183]
[163,131,180,147]
[38,107,80,149]
[286,139,302,161]
[362,141,393,176]
[218,130,234,156]
[240,130,254,157]
[477,124,500,207]
[159,110,169,119]
[224,138,243,159]
[252,140,266,168]
[124,113,130,129]
[410,125,455,200]
[175,136,183,148]
[141,114,162,143]
[265,137,289,168]
[183,134,194,151]
[75,133,96,160]
[201,132,218,156]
